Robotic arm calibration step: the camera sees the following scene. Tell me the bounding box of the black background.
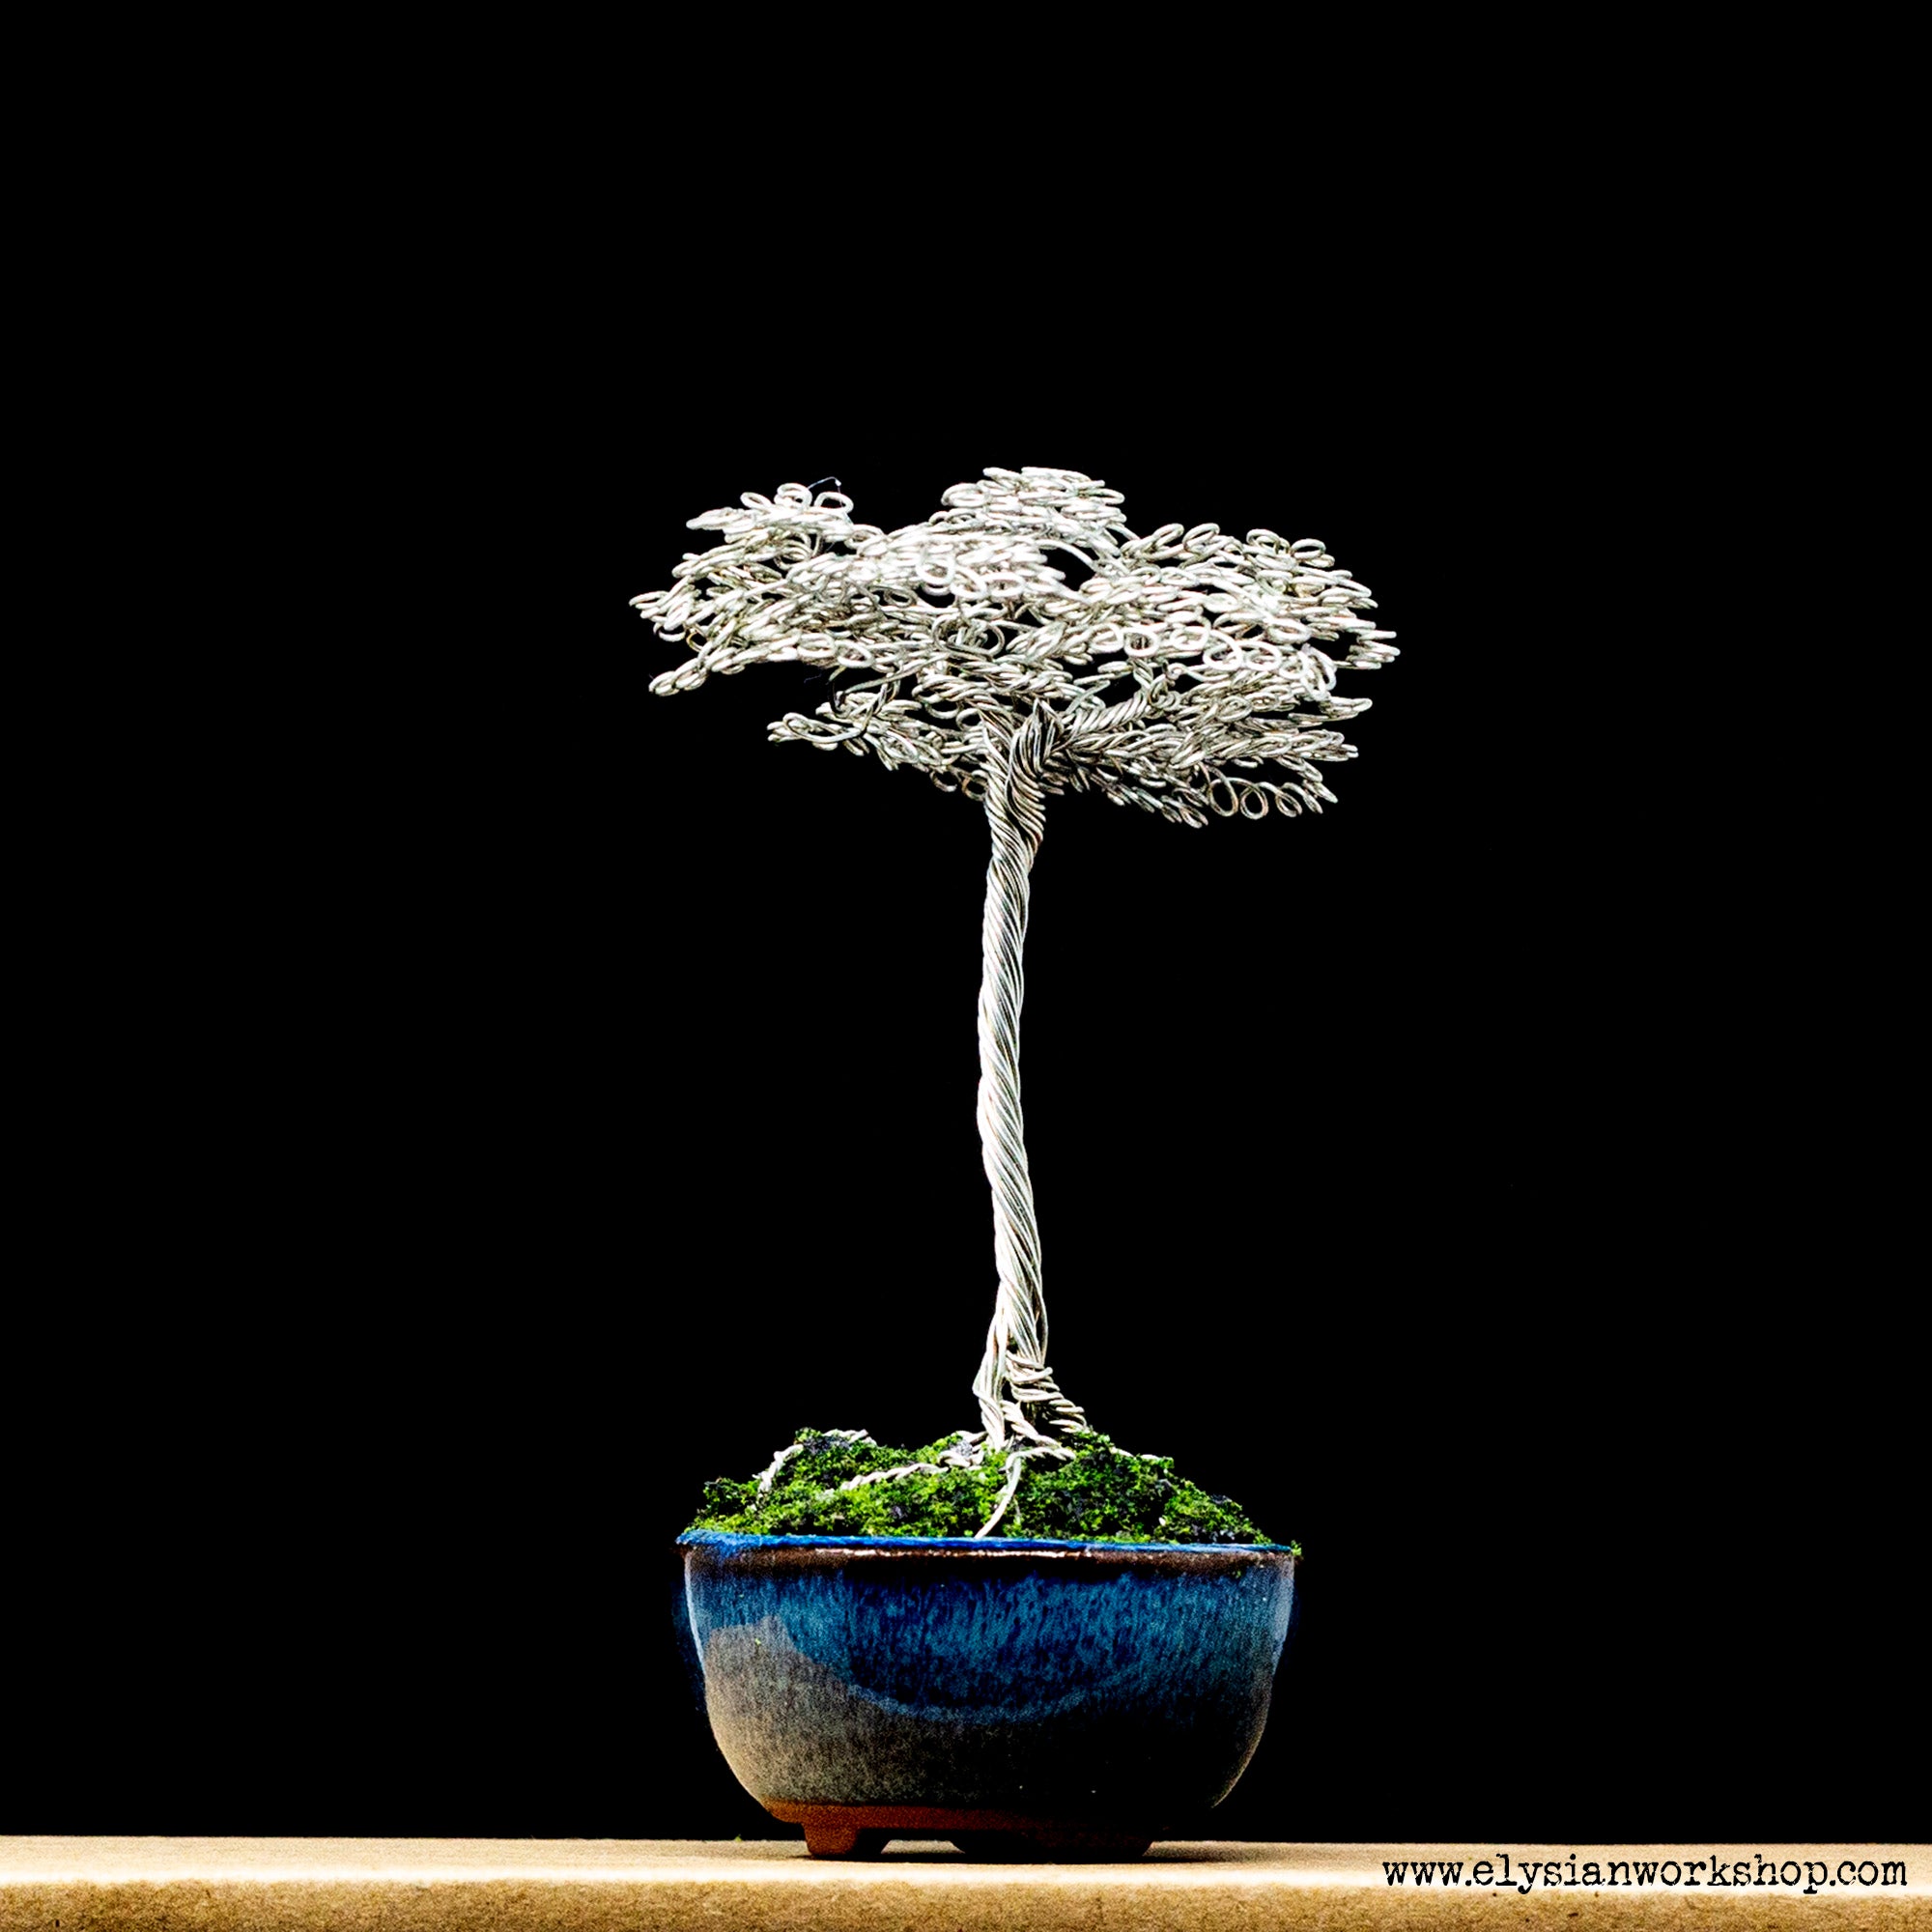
[8,259,1918,1842]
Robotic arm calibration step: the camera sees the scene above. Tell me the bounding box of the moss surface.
[687,1427,1293,1548]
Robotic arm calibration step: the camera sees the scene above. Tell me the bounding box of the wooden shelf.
[2,1837,1923,1929]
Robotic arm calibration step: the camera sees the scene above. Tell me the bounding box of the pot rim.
[679,1528,1298,1557]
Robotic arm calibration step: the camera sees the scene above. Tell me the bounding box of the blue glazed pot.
[679,1530,1298,1858]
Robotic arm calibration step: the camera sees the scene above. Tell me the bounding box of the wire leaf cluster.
[636,466,1397,828]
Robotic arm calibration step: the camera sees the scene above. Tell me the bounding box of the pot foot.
[771,1803,1155,1862]
[803,1823,890,1860]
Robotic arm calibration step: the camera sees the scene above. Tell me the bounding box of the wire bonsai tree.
[636,467,1397,1535]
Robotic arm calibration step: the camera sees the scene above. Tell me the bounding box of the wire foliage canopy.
[636,467,1397,1533]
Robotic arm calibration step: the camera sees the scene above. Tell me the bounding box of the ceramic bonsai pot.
[679,1529,1299,1860]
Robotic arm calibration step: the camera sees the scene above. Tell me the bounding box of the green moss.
[685,1426,1295,1548]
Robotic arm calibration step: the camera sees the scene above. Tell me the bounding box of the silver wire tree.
[636,467,1397,1532]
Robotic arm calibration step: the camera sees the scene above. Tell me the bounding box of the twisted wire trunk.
[971,724,1087,1481]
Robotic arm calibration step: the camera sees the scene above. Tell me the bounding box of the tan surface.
[0,1838,1924,1929]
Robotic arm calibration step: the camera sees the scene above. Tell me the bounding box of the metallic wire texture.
[636,468,1397,1532]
